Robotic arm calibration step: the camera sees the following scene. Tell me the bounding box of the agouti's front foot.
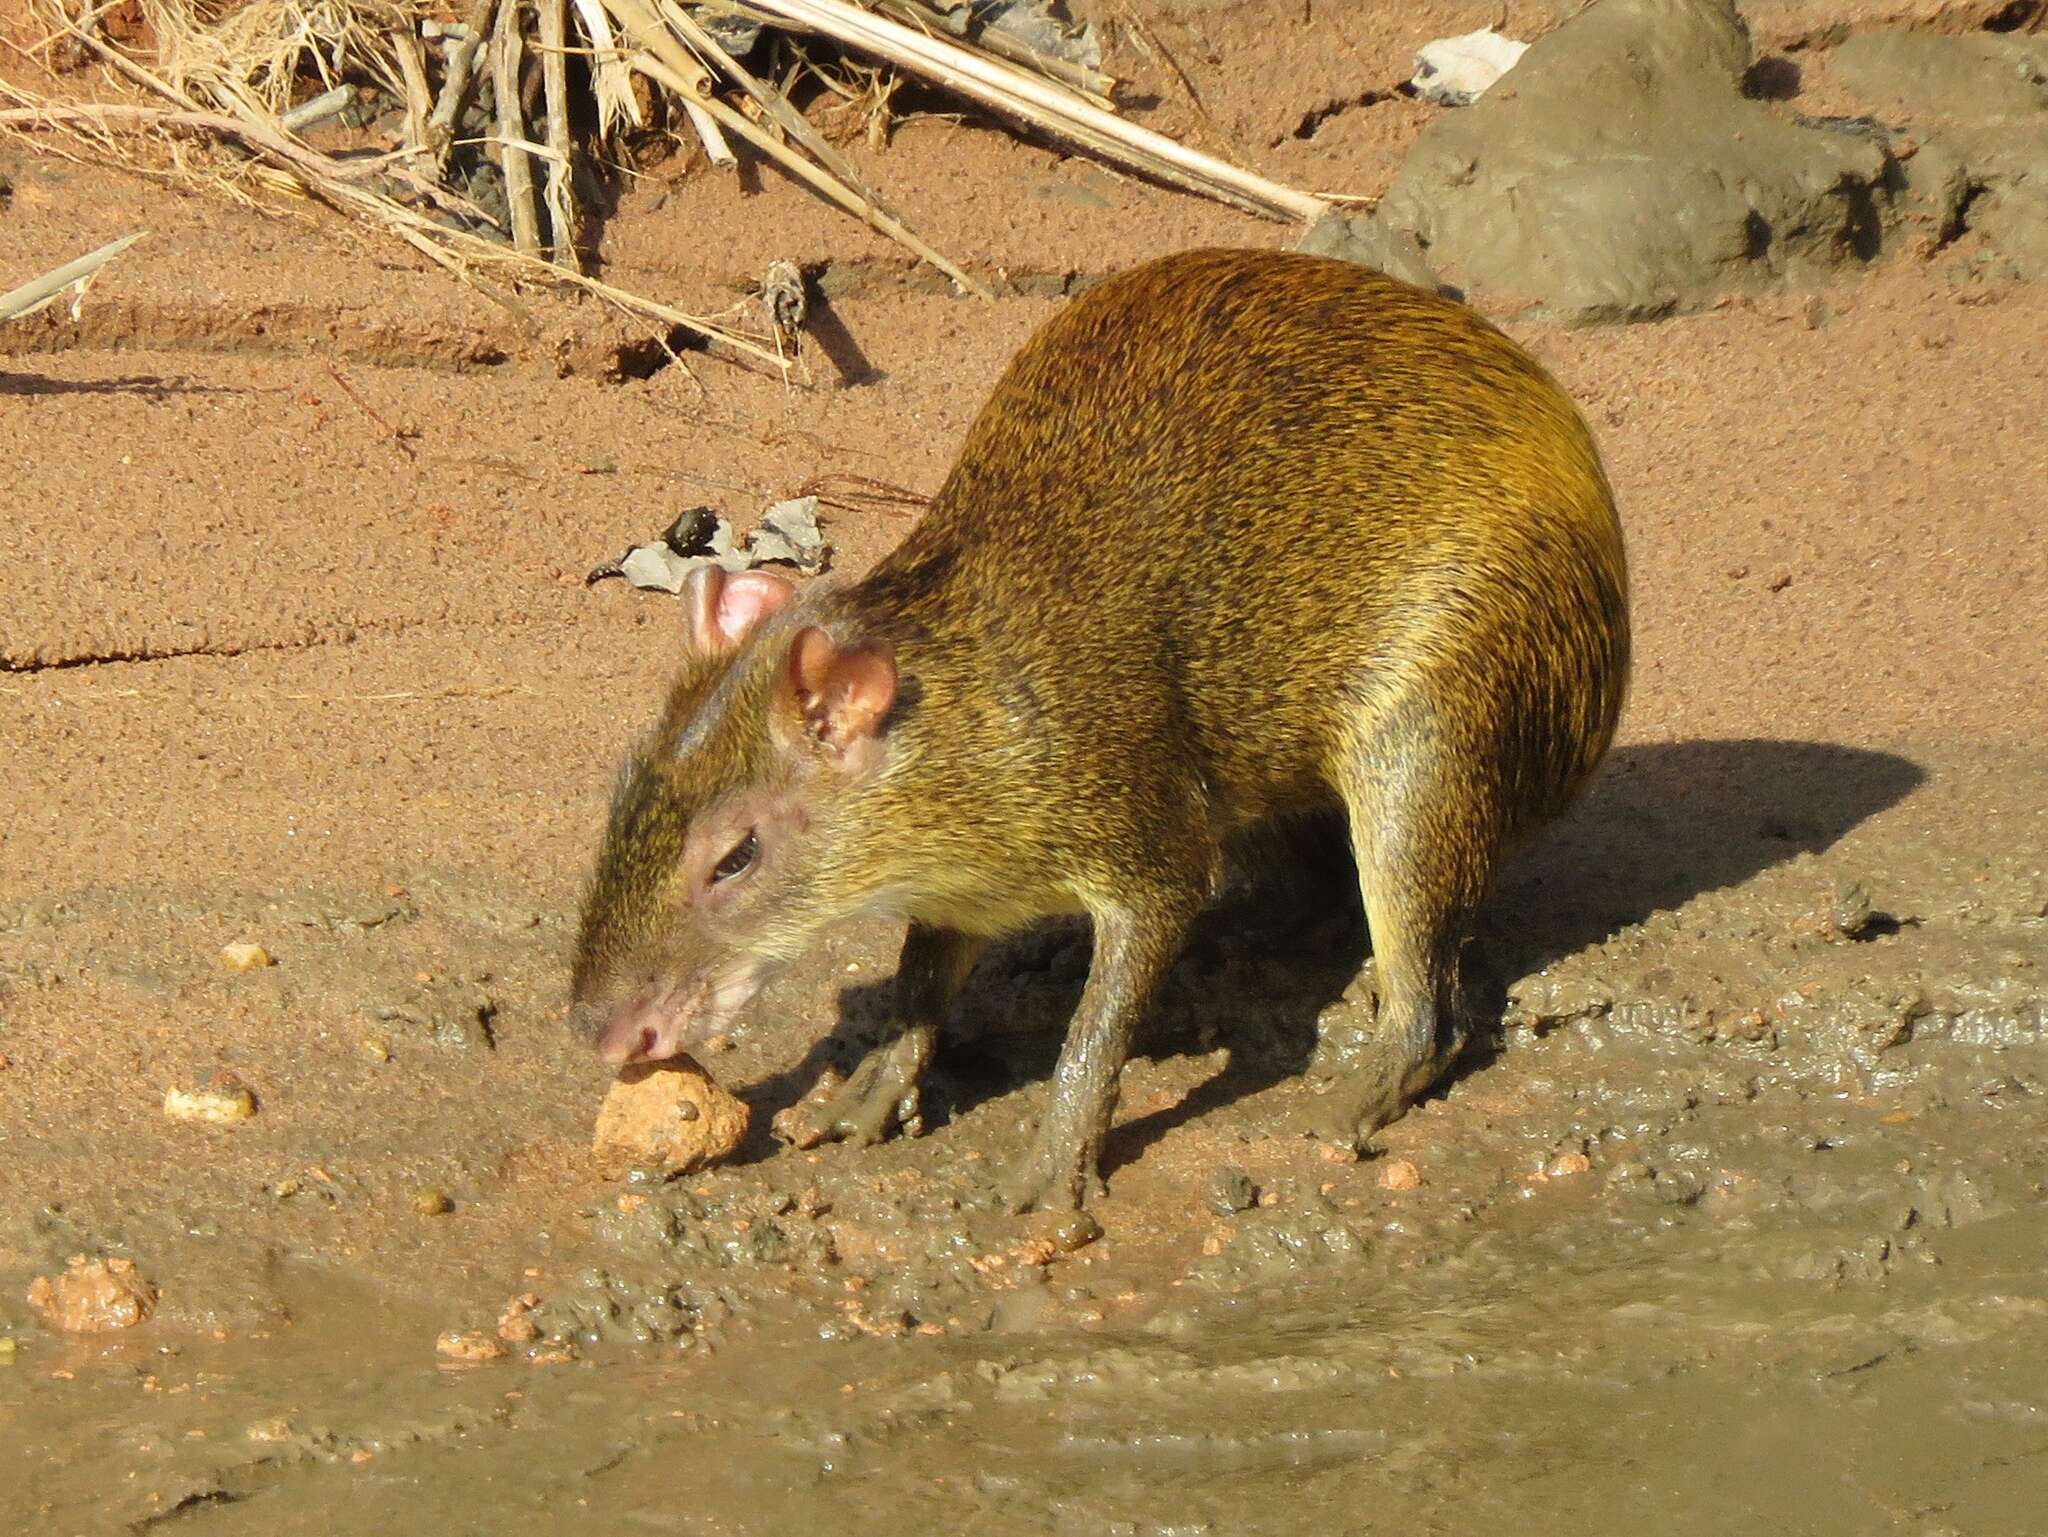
[771,1029,931,1150]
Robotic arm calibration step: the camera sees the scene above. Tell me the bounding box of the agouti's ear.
[784,626,897,758]
[683,566,798,657]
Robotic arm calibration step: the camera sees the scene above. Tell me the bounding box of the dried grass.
[2,0,1328,369]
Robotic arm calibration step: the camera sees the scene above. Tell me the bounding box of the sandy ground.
[2,1,2046,1531]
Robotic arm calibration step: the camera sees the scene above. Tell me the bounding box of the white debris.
[1411,28,1527,107]
[591,496,829,591]
[164,1077,258,1125]
[748,496,825,571]
[618,543,695,593]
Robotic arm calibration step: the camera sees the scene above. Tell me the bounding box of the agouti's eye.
[711,831,758,884]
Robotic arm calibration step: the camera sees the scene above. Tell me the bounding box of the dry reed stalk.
[490,0,544,255]
[738,0,1325,222]
[657,0,876,209]
[568,0,645,137]
[603,0,985,294]
[535,0,580,260]
[873,0,1115,104]
[680,97,737,167]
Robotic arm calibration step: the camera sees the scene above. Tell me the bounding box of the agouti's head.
[569,565,898,1064]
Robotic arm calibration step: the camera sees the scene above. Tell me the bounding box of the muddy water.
[4,742,2044,1534]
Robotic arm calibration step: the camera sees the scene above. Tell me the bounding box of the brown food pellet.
[591,1055,749,1178]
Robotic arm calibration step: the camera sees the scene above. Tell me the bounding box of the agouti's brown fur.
[570,248,1629,1213]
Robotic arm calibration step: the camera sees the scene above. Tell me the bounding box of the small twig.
[323,362,418,459]
[430,0,499,171]
[491,0,544,257]
[0,231,145,324]
[279,83,354,135]
[536,0,580,264]
[390,27,432,156]
[796,472,930,517]
[1114,4,1247,168]
[680,98,736,167]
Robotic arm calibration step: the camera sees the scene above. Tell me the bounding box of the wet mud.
[4,735,2042,1534]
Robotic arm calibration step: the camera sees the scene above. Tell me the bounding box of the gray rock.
[1296,210,1440,293]
[1376,0,1895,322]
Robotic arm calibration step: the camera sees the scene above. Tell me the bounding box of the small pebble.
[164,1076,257,1125]
[360,1038,393,1064]
[1028,1210,1103,1253]
[27,1256,158,1333]
[1545,1151,1593,1179]
[1378,1158,1423,1191]
[0,1336,18,1361]
[498,1293,543,1344]
[1204,1166,1257,1217]
[435,1330,507,1363]
[220,942,274,973]
[414,1188,454,1216]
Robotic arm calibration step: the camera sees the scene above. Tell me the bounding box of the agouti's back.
[571,248,1630,1214]
[855,249,1627,850]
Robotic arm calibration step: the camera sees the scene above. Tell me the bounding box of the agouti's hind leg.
[1303,726,1497,1152]
[773,924,984,1150]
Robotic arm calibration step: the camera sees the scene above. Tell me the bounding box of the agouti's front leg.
[1001,892,1200,1213]
[775,924,984,1149]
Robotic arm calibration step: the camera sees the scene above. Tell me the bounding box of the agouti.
[569,248,1630,1213]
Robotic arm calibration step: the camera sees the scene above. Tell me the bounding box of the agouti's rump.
[570,248,1630,1213]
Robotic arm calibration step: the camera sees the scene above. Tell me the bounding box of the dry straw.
[3,0,1327,363]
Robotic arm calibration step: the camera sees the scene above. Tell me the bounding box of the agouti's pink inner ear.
[785,626,897,756]
[683,566,798,656]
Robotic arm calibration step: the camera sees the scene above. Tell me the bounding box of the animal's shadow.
[745,739,1923,1171]
[0,371,230,399]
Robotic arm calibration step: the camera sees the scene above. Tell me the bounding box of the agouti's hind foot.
[771,1030,930,1151]
[997,1131,1105,1215]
